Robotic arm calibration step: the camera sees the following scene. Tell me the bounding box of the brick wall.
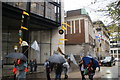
[65,19,85,44]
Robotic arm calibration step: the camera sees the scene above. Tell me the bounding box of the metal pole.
[22,2,31,58]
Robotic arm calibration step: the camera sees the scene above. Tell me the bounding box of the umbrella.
[82,56,91,65]
[92,58,99,68]
[82,56,99,68]
[6,53,27,61]
[48,51,66,63]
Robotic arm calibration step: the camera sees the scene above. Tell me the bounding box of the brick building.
[65,9,95,58]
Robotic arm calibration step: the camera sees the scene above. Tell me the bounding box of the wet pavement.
[2,62,120,80]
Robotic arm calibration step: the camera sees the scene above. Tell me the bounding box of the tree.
[105,0,120,41]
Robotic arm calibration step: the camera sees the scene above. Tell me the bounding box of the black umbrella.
[6,52,27,61]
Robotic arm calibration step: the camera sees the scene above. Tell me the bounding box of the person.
[87,59,96,80]
[13,59,28,80]
[33,59,37,72]
[29,59,34,73]
[67,57,71,67]
[44,59,51,80]
[63,60,70,79]
[54,63,63,80]
[78,60,86,80]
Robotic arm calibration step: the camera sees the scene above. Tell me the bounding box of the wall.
[51,1,65,54]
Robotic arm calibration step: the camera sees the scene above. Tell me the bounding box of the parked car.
[100,56,115,67]
[115,58,120,62]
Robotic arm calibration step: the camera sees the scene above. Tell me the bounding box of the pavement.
[2,62,120,80]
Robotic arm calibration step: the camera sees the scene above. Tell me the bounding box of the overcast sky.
[64,0,117,25]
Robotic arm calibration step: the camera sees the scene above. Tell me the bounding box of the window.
[111,50,113,53]
[114,50,117,54]
[118,50,120,53]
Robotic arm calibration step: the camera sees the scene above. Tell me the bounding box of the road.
[66,62,119,79]
[26,62,120,79]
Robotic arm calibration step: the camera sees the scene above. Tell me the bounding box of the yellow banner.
[59,39,68,41]
[23,11,29,16]
[21,26,28,30]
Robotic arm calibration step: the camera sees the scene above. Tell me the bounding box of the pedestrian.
[78,60,86,80]
[44,59,51,80]
[13,59,28,80]
[87,59,96,80]
[29,59,34,73]
[33,59,37,72]
[54,63,63,80]
[67,57,71,67]
[63,59,70,79]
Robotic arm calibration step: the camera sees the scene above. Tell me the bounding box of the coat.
[16,62,27,80]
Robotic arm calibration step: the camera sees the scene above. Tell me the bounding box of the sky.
[64,0,118,25]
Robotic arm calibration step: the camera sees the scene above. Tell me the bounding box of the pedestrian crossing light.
[59,29,64,35]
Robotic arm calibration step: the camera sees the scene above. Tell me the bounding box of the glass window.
[114,50,117,54]
[118,50,120,53]
[111,50,113,53]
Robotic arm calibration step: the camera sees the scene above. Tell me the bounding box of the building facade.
[93,21,110,59]
[2,0,64,76]
[65,9,95,58]
[110,34,120,58]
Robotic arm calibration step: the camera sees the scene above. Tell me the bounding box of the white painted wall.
[51,0,65,55]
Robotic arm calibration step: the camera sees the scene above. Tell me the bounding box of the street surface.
[26,62,120,80]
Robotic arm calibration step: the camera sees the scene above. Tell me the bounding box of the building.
[110,33,120,58]
[65,9,95,58]
[2,0,64,76]
[93,21,110,59]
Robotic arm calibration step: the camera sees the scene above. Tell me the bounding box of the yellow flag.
[62,22,71,27]
[58,42,63,45]
[59,39,68,41]
[19,38,22,45]
[23,11,29,16]
[21,26,28,30]
[61,25,67,30]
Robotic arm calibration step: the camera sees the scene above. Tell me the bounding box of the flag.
[61,25,67,30]
[19,38,22,44]
[21,41,29,46]
[23,11,29,16]
[31,40,40,51]
[58,42,63,45]
[59,39,68,41]
[21,26,28,30]
[70,54,78,66]
[62,22,72,27]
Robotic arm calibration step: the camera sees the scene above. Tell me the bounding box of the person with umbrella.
[82,56,99,80]
[48,51,65,80]
[6,52,28,80]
